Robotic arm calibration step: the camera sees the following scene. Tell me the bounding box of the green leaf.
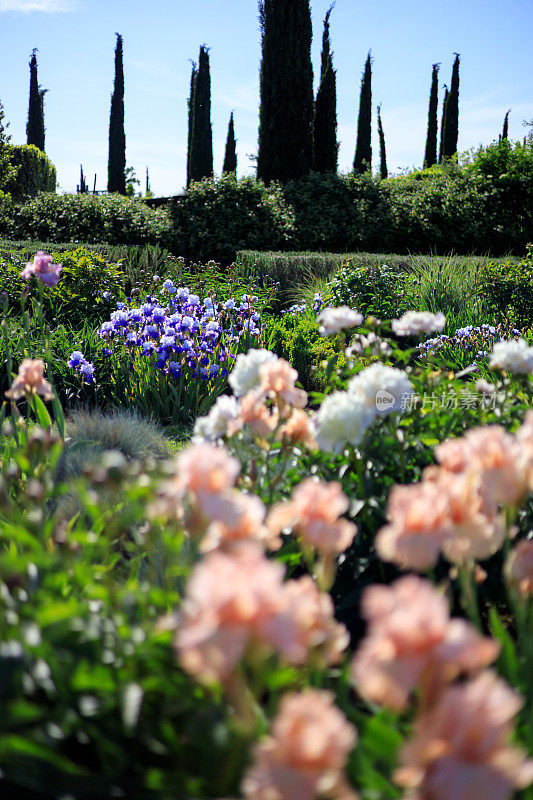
[32,394,52,430]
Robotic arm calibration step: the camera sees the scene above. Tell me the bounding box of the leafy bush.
[478,243,533,323]
[5,144,56,200]
[170,174,296,264]
[0,245,124,326]
[0,192,173,247]
[329,260,407,319]
[266,309,347,392]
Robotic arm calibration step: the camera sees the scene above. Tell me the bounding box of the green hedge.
[170,174,296,264]
[0,192,173,248]
[5,144,56,200]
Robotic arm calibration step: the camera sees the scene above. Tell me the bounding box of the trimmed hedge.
[5,144,56,200]
[0,192,173,247]
[170,174,296,264]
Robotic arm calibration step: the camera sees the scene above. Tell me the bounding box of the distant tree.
[0,99,18,191]
[353,51,372,174]
[257,0,314,183]
[26,49,45,151]
[189,45,213,183]
[125,166,140,197]
[501,109,510,141]
[313,5,338,173]
[186,61,197,187]
[107,33,126,194]
[377,104,387,179]
[222,111,237,175]
[79,164,88,193]
[145,166,152,197]
[423,63,439,167]
[442,54,460,160]
[438,84,449,164]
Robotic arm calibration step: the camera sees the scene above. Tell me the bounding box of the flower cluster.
[351,577,533,800]
[318,306,363,337]
[67,350,95,384]
[391,310,446,337]
[490,337,533,375]
[21,251,63,287]
[314,363,414,453]
[420,322,523,362]
[243,690,357,800]
[93,286,261,387]
[376,421,533,570]
[281,293,325,316]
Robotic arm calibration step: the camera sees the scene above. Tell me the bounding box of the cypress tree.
[423,63,439,168]
[438,84,449,164]
[186,61,197,187]
[442,54,460,160]
[188,45,213,184]
[222,112,237,175]
[501,109,510,141]
[79,165,88,193]
[107,33,126,195]
[313,5,338,173]
[377,104,387,180]
[145,166,151,196]
[353,51,372,174]
[257,0,314,184]
[26,49,44,151]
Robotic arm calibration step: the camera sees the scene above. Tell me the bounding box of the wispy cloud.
[0,0,77,12]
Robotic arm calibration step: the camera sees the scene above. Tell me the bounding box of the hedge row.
[5,144,56,200]
[1,139,532,261]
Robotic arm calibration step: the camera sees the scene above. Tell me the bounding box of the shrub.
[5,144,56,200]
[0,245,124,326]
[0,192,173,247]
[478,243,533,323]
[329,260,407,318]
[266,309,346,392]
[170,174,296,264]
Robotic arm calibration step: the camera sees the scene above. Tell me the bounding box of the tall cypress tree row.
[313,5,338,173]
[423,63,439,168]
[222,112,237,175]
[107,33,126,195]
[26,49,44,151]
[257,0,314,184]
[353,51,372,174]
[442,54,460,160]
[188,45,213,184]
[186,61,197,187]
[501,110,510,141]
[377,104,387,180]
[438,85,449,164]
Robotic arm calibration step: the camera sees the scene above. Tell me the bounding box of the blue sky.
[1,0,532,195]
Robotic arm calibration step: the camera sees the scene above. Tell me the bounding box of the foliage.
[377,104,387,180]
[186,61,198,188]
[441,54,460,160]
[107,33,126,195]
[171,174,296,264]
[0,100,18,195]
[189,46,213,184]
[313,5,338,174]
[5,144,56,200]
[0,245,124,326]
[478,243,533,324]
[222,111,237,175]
[423,63,439,168]
[353,52,372,174]
[0,192,173,248]
[329,260,407,319]
[26,49,45,152]
[266,308,346,392]
[257,0,314,183]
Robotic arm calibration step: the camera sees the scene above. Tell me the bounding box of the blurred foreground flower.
[351,576,498,711]
[489,338,533,375]
[505,539,533,598]
[5,358,54,401]
[242,690,358,800]
[395,671,533,800]
[21,251,63,287]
